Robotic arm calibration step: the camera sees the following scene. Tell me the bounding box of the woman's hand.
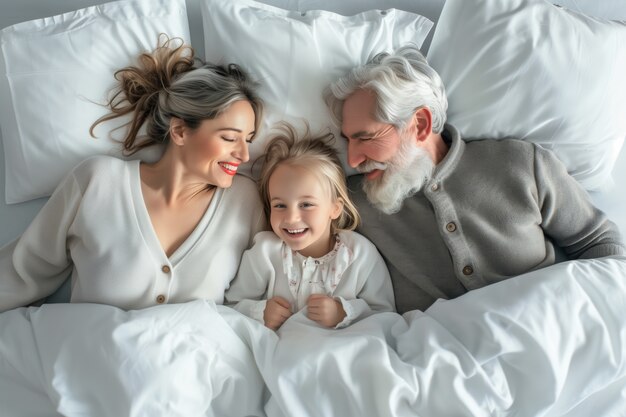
[306,294,346,328]
[264,296,292,330]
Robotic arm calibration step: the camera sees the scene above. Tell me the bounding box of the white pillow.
[554,1,626,20]
[0,0,190,204]
[200,0,433,177]
[427,0,626,191]
[258,0,445,47]
[257,0,445,54]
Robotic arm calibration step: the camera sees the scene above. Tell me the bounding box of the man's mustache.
[357,160,387,174]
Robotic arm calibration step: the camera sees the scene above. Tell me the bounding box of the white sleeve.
[0,171,82,312]
[334,242,396,329]
[225,233,275,324]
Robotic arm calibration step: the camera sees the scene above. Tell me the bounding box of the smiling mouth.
[358,161,387,180]
[365,169,384,181]
[219,162,239,176]
[285,228,307,236]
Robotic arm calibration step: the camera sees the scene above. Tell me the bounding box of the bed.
[0,0,625,416]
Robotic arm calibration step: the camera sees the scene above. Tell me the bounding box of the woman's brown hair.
[90,35,263,154]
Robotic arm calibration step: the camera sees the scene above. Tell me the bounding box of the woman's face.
[179,100,256,188]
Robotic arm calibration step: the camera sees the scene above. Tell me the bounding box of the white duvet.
[1,256,625,417]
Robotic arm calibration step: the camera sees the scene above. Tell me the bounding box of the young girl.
[226,124,395,330]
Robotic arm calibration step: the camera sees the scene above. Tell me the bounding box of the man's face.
[341,89,434,214]
[341,89,403,175]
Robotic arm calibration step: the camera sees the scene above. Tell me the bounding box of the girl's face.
[176,100,256,188]
[268,164,343,258]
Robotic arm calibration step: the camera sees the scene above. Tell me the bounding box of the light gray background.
[1,0,625,248]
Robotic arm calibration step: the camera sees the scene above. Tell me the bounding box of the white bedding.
[1,1,626,416]
[2,255,625,416]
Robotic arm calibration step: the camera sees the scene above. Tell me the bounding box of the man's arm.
[534,145,625,259]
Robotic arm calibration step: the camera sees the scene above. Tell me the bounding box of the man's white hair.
[324,44,448,134]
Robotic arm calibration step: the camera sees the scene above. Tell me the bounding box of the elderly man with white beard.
[324,45,625,313]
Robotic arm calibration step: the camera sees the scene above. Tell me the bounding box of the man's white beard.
[358,138,435,215]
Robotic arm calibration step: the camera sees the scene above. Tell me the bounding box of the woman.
[0,37,265,312]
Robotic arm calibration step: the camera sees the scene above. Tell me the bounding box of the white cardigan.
[226,230,396,328]
[0,156,265,312]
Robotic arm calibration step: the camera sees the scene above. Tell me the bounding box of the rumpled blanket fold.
[1,255,625,417]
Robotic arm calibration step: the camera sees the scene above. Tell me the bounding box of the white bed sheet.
[1,255,625,416]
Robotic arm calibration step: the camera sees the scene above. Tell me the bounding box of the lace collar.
[281,233,354,295]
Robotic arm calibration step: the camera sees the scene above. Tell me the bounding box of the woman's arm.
[0,170,82,312]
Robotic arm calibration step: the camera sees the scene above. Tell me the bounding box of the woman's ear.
[169,117,186,146]
[412,107,433,143]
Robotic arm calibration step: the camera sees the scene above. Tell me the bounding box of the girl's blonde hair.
[258,123,360,234]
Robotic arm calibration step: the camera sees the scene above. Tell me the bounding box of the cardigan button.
[162,265,171,274]
[446,222,457,232]
[156,294,166,304]
[431,183,439,192]
[462,265,474,276]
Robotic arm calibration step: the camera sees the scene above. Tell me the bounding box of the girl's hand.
[306,294,346,328]
[264,296,292,330]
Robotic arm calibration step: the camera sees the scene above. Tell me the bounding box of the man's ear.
[412,107,433,143]
[169,117,186,146]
